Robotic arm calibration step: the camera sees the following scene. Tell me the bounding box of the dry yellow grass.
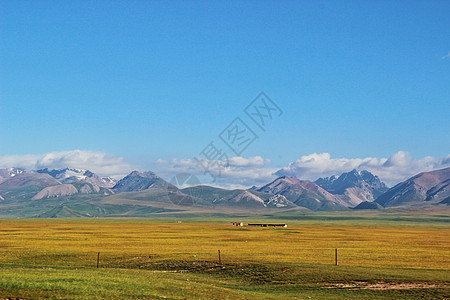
[0,219,448,270]
[0,218,449,299]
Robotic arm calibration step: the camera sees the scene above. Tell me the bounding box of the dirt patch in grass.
[327,281,449,290]
[120,259,286,284]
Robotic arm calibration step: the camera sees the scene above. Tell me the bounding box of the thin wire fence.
[1,247,449,270]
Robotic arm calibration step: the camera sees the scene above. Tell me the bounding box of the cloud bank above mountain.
[153,156,276,189]
[155,151,450,188]
[0,150,134,178]
[275,151,450,186]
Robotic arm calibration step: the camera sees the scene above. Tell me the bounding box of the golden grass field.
[0,216,449,299]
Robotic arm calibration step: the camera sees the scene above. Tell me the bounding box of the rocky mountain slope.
[0,168,24,183]
[112,171,175,193]
[315,170,388,206]
[32,182,113,200]
[375,167,450,207]
[0,172,60,189]
[32,184,79,200]
[256,176,348,211]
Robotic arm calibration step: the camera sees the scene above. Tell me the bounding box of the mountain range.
[0,166,448,218]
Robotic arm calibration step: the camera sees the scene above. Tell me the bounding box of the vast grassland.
[0,215,449,299]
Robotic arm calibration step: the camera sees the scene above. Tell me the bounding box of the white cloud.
[0,150,134,178]
[276,151,450,186]
[153,156,277,189]
[441,51,450,59]
[228,156,270,167]
[154,158,168,165]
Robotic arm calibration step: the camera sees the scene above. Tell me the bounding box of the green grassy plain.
[0,214,449,299]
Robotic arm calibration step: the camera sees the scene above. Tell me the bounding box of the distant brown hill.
[256,176,348,211]
[375,167,450,207]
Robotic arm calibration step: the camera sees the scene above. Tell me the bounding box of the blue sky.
[0,1,449,186]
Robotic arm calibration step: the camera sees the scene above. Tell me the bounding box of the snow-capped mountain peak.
[0,168,25,183]
[36,168,116,188]
[7,167,24,177]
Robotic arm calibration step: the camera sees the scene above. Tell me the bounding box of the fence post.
[97,252,100,268]
[218,250,222,265]
[335,248,338,266]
